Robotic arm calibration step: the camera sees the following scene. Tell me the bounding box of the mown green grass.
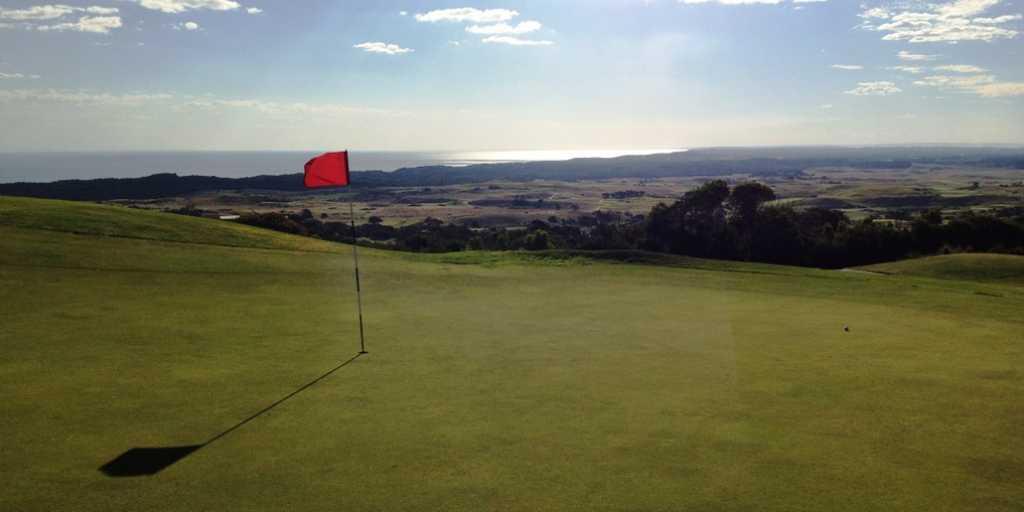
[2,197,1022,511]
[860,253,1024,287]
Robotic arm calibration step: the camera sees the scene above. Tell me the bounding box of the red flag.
[304,151,351,188]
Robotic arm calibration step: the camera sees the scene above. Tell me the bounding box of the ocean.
[0,149,683,183]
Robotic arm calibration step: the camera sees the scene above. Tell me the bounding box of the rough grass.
[860,253,1024,287]
[0,195,336,252]
[2,197,1023,511]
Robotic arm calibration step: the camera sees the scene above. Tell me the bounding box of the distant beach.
[0,149,684,183]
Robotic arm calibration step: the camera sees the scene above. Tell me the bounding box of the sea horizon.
[0,149,685,184]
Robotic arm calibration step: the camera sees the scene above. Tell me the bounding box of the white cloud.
[0,4,119,20]
[0,5,77,20]
[0,5,122,33]
[466,20,541,35]
[860,7,889,19]
[972,82,1024,97]
[174,21,200,30]
[415,8,518,23]
[915,74,995,88]
[353,41,414,55]
[859,0,1020,43]
[85,6,118,15]
[914,73,1024,97]
[178,97,407,117]
[973,14,1022,23]
[679,0,827,5]
[934,64,987,73]
[0,72,40,79]
[482,35,554,46]
[819,103,833,109]
[887,65,924,74]
[0,89,409,117]
[246,7,262,14]
[831,64,863,70]
[844,81,902,96]
[414,7,555,47]
[936,0,1003,18]
[0,89,174,106]
[37,15,122,33]
[898,50,939,62]
[680,0,784,4]
[136,0,240,14]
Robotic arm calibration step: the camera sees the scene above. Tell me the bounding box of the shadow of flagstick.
[203,352,365,445]
[99,352,366,477]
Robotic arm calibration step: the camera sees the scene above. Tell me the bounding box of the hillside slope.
[2,197,1022,512]
[0,195,339,252]
[859,253,1024,287]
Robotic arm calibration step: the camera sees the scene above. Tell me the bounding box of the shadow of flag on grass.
[99,446,204,477]
[99,352,364,477]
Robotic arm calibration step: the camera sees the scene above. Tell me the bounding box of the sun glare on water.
[442,149,686,166]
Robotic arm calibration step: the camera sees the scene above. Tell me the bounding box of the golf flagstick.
[350,200,368,354]
[302,151,365,356]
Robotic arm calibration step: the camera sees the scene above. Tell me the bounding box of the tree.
[239,212,308,236]
[749,206,801,264]
[643,203,677,252]
[524,230,552,251]
[643,181,732,257]
[677,180,732,257]
[727,182,776,259]
[911,209,945,255]
[682,180,731,215]
[727,182,776,228]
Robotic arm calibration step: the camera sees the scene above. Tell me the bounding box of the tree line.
[229,180,1024,269]
[643,180,1023,267]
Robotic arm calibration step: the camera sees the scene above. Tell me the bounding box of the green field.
[860,253,1024,287]
[2,197,1023,511]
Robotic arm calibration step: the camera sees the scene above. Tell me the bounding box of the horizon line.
[2,143,1024,154]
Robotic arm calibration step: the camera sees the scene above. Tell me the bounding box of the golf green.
[2,197,1022,511]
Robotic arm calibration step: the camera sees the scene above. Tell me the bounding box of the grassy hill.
[0,195,334,251]
[2,197,1022,511]
[859,253,1024,287]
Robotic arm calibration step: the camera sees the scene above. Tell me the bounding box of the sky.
[0,0,1022,151]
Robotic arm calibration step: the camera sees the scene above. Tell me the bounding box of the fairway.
[2,198,1023,511]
